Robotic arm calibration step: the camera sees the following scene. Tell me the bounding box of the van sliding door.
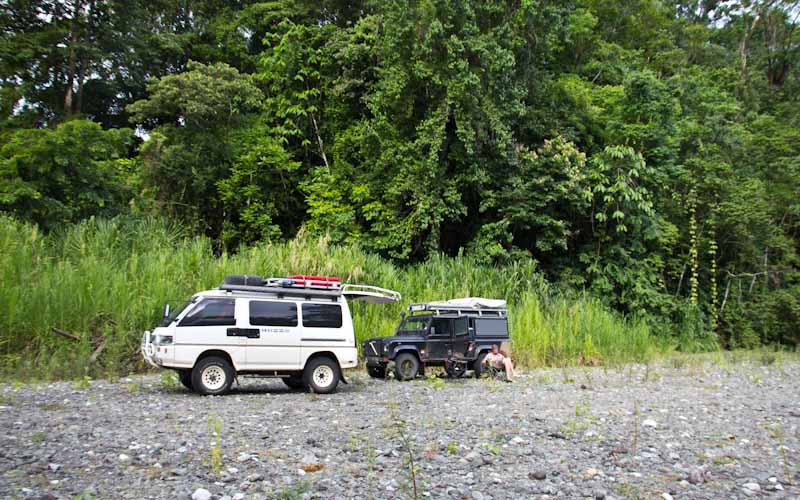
[246,300,301,370]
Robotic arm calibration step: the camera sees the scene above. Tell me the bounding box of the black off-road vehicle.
[362,299,510,380]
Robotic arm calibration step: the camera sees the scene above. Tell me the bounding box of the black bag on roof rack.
[223,275,265,287]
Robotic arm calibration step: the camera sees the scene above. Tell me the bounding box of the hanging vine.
[688,187,699,306]
[707,208,718,335]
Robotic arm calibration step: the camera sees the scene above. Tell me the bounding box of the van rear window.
[250,301,298,327]
[302,303,343,328]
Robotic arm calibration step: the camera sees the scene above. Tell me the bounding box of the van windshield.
[159,300,193,327]
[397,316,428,335]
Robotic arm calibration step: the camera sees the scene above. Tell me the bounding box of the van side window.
[178,298,235,327]
[250,301,298,327]
[302,303,342,328]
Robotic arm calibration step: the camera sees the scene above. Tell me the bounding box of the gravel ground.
[1,356,799,500]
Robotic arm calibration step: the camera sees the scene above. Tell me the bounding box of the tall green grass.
[0,216,665,379]
[511,291,662,367]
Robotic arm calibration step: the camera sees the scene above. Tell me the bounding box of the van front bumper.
[141,331,173,368]
[140,332,155,365]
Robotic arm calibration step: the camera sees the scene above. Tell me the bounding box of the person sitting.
[482,344,517,382]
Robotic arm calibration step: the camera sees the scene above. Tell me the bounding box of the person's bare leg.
[503,358,516,381]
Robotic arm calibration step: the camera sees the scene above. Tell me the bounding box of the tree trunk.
[75,0,96,115]
[75,59,86,115]
[763,5,799,87]
[64,0,83,116]
[53,1,63,103]
[310,112,330,171]
[740,14,757,82]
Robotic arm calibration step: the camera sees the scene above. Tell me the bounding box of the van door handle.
[240,328,260,339]
[227,328,260,339]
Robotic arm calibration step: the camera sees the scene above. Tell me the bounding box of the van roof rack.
[217,275,401,303]
[219,275,342,300]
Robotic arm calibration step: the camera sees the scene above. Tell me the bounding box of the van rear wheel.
[192,356,234,395]
[304,357,340,394]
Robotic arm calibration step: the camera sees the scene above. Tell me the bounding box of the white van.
[141,275,399,394]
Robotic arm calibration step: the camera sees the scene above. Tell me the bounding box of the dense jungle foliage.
[1,0,799,372]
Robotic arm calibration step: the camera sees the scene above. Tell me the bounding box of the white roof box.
[443,297,507,309]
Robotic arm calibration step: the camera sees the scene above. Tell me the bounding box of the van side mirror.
[163,304,171,318]
[400,311,406,319]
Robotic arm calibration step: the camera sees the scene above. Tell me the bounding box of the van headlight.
[155,335,173,345]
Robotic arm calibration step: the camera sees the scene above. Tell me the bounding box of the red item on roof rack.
[288,275,341,287]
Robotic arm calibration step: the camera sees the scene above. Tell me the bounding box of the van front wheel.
[304,357,340,394]
[178,370,193,390]
[192,357,234,395]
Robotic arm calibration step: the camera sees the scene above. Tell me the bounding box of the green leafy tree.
[0,119,134,227]
[128,61,264,239]
[217,122,302,248]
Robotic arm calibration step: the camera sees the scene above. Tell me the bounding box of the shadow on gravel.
[144,374,482,397]
[233,378,366,395]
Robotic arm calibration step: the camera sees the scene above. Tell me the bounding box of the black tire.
[178,370,193,390]
[283,375,306,390]
[394,353,420,381]
[473,352,488,378]
[367,365,386,379]
[303,357,340,394]
[192,356,234,395]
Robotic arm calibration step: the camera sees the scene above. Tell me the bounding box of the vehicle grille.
[363,340,382,358]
